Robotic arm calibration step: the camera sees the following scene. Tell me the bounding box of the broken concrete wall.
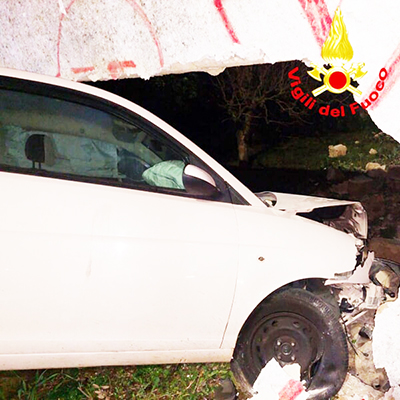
[0,0,400,141]
[374,301,400,395]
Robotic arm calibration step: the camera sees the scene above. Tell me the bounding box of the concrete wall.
[1,0,400,140]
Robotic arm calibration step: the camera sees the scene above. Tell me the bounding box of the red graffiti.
[297,0,332,47]
[107,60,137,80]
[368,44,400,110]
[56,0,163,77]
[124,0,164,68]
[214,0,240,44]
[278,379,304,400]
[71,66,95,74]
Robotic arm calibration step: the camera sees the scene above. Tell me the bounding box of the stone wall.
[322,165,400,261]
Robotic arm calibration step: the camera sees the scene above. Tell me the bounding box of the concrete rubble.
[251,359,306,400]
[374,300,400,398]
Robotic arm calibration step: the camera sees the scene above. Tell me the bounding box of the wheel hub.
[251,312,324,378]
[275,337,297,362]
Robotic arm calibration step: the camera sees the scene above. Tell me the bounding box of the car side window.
[0,85,220,194]
[0,87,191,189]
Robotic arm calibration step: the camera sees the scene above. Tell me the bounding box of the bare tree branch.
[214,61,314,163]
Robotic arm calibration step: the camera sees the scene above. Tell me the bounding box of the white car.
[0,68,393,399]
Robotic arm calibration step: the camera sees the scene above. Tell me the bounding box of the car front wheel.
[232,288,348,400]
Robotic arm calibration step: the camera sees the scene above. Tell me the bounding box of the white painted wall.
[0,0,399,140]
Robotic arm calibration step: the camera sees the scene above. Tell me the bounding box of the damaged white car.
[0,68,398,400]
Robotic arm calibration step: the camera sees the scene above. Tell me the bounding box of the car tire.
[232,288,348,400]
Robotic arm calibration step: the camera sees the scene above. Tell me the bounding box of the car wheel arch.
[233,278,339,341]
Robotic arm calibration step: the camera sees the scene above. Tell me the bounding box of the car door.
[0,77,239,356]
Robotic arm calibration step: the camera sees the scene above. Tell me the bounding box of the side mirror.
[183,165,220,198]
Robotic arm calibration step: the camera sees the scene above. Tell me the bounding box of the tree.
[215,61,317,164]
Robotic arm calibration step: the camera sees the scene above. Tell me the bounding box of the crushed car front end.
[245,191,400,396]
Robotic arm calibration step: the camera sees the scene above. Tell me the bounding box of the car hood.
[256,191,368,239]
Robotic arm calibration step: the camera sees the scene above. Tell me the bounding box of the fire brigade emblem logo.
[308,8,367,97]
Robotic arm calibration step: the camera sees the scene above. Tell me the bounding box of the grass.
[255,130,400,171]
[0,363,233,400]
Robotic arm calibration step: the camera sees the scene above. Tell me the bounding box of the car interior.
[0,87,188,190]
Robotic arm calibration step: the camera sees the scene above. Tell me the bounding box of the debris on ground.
[335,373,385,399]
[251,359,306,400]
[344,305,390,392]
